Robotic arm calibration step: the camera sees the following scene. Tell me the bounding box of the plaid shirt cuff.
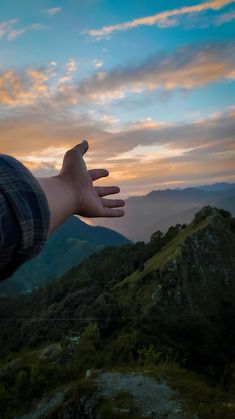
[0,155,50,279]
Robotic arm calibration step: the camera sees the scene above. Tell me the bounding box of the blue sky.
[0,0,235,196]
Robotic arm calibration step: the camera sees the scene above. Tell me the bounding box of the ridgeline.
[0,206,235,418]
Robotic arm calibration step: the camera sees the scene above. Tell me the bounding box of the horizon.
[119,180,235,198]
[0,0,235,197]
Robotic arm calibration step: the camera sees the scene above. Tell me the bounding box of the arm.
[0,140,124,279]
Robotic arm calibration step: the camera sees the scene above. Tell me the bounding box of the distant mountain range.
[0,215,130,296]
[1,182,234,295]
[94,183,235,241]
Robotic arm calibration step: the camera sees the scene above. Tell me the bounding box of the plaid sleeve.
[0,155,50,280]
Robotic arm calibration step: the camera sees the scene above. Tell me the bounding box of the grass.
[109,363,235,418]
[148,363,235,419]
[114,217,209,297]
[1,345,235,419]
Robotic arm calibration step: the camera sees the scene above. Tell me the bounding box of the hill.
[0,215,130,296]
[93,183,235,241]
[0,206,234,371]
[0,206,234,418]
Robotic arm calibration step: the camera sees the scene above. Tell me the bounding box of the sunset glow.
[0,0,235,197]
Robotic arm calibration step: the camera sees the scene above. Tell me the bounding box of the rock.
[85,369,92,378]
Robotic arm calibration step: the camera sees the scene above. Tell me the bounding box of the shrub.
[138,344,162,367]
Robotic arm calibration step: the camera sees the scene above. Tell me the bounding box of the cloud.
[92,59,104,68]
[86,0,235,38]
[44,8,62,16]
[95,111,235,195]
[0,60,77,107]
[67,58,77,73]
[0,43,235,109]
[0,56,234,195]
[1,43,235,108]
[0,19,48,41]
[0,99,234,194]
[0,67,53,106]
[181,7,235,28]
[7,28,26,41]
[215,9,235,24]
[73,43,235,103]
[0,19,18,40]
[91,110,235,161]
[58,58,77,84]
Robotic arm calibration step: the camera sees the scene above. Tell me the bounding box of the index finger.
[72,140,89,156]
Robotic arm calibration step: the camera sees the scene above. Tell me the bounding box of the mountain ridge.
[93,183,235,241]
[0,206,235,418]
[0,206,234,379]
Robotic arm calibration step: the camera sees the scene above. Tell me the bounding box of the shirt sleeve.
[0,155,50,280]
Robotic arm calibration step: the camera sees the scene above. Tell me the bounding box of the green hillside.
[0,206,235,418]
[0,215,130,295]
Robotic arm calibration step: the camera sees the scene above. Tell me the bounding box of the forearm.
[0,155,50,279]
[37,176,76,236]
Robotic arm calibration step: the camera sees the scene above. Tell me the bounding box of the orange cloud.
[1,44,234,107]
[0,101,234,197]
[73,43,235,103]
[0,68,50,106]
[87,0,235,38]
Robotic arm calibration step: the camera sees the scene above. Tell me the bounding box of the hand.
[37,140,125,235]
[60,140,125,218]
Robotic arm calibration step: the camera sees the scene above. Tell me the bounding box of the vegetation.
[0,206,235,418]
[96,391,144,419]
[0,215,130,295]
[0,339,234,418]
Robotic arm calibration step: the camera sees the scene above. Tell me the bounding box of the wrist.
[58,173,82,214]
[37,175,79,235]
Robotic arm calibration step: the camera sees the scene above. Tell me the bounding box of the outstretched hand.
[60,140,125,218]
[37,140,125,235]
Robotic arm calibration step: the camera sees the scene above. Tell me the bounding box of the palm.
[60,141,125,218]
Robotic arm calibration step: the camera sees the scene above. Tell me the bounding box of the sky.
[0,0,235,197]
